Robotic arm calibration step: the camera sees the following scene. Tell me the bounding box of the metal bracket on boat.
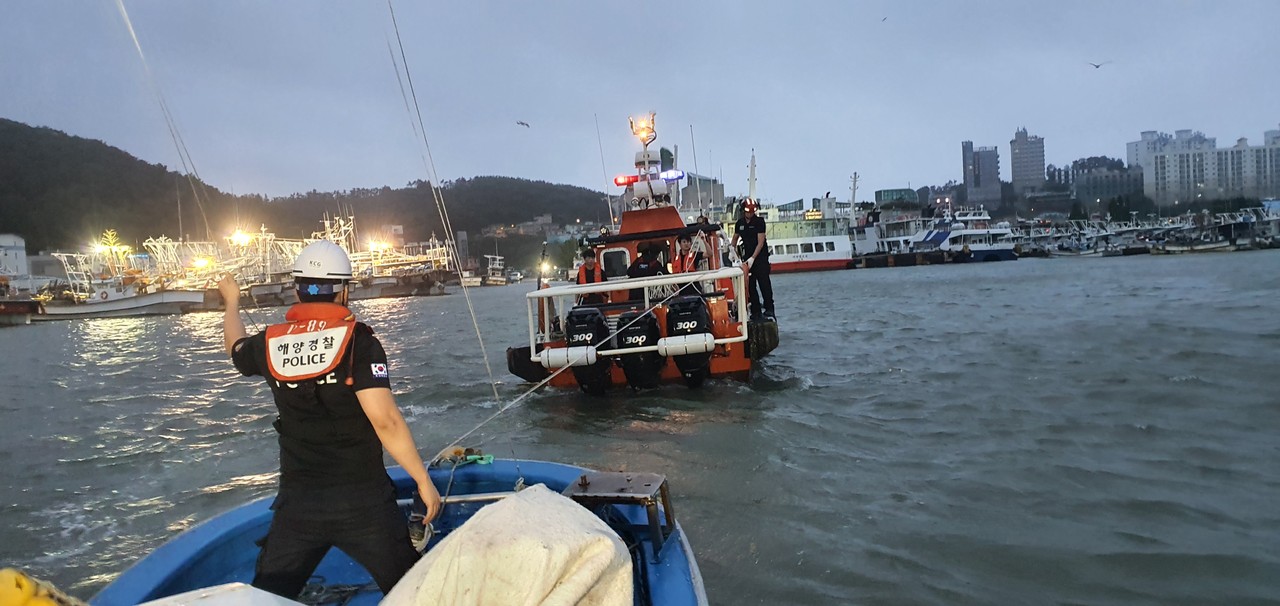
[562,471,675,563]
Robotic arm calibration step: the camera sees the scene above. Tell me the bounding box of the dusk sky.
[3,1,1278,206]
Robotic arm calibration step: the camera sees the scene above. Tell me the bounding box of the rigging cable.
[386,0,499,403]
[595,114,617,226]
[114,0,212,242]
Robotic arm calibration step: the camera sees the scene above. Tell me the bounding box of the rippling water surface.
[3,252,1279,604]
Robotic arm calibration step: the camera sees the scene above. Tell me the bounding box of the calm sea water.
[2,252,1279,605]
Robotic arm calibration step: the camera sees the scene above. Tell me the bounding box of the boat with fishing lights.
[90,458,705,605]
[506,114,779,393]
[32,235,206,321]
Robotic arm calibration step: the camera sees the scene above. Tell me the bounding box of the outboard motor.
[663,296,714,388]
[564,307,612,394]
[615,310,665,390]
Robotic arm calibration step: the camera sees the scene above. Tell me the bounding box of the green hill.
[0,118,610,253]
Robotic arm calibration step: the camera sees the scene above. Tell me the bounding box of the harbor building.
[962,141,1001,206]
[1010,128,1046,195]
[1127,125,1280,205]
[1073,167,1145,208]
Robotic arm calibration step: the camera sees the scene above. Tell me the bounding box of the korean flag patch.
[371,363,389,378]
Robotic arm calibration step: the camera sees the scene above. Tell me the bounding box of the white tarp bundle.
[382,484,633,606]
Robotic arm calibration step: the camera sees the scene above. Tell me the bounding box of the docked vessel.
[506,114,778,393]
[750,196,856,273]
[92,459,707,606]
[32,238,205,320]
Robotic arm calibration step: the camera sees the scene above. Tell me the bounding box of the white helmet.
[293,240,353,280]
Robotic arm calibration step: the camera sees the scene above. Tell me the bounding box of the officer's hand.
[418,480,442,523]
[217,273,240,304]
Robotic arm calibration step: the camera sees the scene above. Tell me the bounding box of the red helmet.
[742,198,758,212]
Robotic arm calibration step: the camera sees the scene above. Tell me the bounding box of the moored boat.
[91,459,706,606]
[32,249,205,321]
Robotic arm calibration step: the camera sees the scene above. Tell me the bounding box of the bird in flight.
[516,121,530,128]
[1087,61,1112,69]
[881,16,887,21]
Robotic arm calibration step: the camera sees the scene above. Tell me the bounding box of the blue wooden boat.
[92,459,706,605]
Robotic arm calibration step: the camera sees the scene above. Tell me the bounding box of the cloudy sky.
[3,1,1277,205]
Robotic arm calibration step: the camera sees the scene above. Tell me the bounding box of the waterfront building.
[962,141,1001,206]
[1073,167,1145,209]
[679,173,724,217]
[1127,125,1280,205]
[1010,128,1046,195]
[0,234,26,278]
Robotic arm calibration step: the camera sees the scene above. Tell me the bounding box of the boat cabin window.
[800,243,814,253]
[774,245,784,255]
[786,244,799,254]
[602,248,630,278]
[826,242,836,251]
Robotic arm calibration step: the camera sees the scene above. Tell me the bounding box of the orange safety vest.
[672,250,701,273]
[264,302,357,382]
[577,263,605,284]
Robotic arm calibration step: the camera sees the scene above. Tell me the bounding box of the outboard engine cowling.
[663,296,713,388]
[564,307,612,394]
[615,310,665,390]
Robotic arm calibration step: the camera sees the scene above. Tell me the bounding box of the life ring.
[100,291,109,300]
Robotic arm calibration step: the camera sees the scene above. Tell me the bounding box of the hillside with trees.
[0,118,611,253]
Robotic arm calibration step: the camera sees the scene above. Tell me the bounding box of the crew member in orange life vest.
[671,234,705,273]
[575,251,607,305]
[218,240,442,600]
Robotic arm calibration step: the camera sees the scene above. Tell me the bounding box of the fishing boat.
[483,254,508,286]
[92,459,706,606]
[506,113,779,393]
[32,243,205,321]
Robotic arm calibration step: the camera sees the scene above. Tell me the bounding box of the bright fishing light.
[368,240,389,252]
[540,261,551,273]
[191,257,211,269]
[614,174,641,186]
[93,244,109,254]
[229,230,252,247]
[660,169,685,181]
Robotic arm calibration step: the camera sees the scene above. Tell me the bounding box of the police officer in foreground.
[731,198,774,320]
[218,240,442,599]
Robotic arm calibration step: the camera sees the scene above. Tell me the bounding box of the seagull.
[881,16,888,21]
[1087,61,1112,69]
[516,121,530,128]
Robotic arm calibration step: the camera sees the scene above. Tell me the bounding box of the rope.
[432,279,702,460]
[385,0,500,403]
[113,0,212,241]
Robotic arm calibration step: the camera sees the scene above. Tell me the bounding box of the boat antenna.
[594,114,617,227]
[690,125,703,217]
[114,0,212,241]
[385,0,499,402]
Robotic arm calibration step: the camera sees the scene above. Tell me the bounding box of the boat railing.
[525,266,749,361]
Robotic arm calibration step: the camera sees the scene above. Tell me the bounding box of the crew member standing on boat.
[626,245,666,301]
[575,251,607,305]
[732,198,774,320]
[218,240,441,600]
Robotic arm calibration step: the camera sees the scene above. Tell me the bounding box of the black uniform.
[735,214,774,318]
[626,253,665,301]
[231,324,418,598]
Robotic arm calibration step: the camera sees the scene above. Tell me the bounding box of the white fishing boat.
[483,254,507,286]
[32,239,206,320]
